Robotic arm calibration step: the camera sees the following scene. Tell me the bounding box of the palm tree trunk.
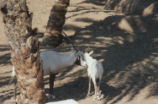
[1,0,47,104]
[43,0,70,47]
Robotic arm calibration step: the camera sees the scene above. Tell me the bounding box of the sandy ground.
[0,0,158,104]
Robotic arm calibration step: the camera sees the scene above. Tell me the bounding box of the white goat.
[45,99,78,104]
[79,51,104,100]
[11,49,82,98]
[41,50,80,75]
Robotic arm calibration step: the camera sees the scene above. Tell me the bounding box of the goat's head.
[79,50,94,67]
[77,51,93,67]
[73,50,84,65]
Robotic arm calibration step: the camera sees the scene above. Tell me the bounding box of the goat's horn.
[62,31,79,51]
[87,45,91,52]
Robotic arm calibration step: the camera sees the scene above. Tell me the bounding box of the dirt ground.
[0,0,158,104]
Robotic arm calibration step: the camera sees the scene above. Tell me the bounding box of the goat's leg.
[98,79,104,99]
[93,78,102,100]
[49,73,56,99]
[92,78,98,100]
[87,76,92,97]
[95,79,104,100]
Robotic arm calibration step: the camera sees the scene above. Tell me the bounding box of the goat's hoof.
[93,96,98,101]
[100,94,104,99]
[51,94,56,99]
[86,93,91,97]
[93,95,103,101]
[48,94,56,99]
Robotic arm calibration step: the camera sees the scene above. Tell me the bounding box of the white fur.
[40,50,78,75]
[12,50,80,76]
[80,51,104,100]
[45,99,78,104]
[11,50,82,98]
[81,51,104,83]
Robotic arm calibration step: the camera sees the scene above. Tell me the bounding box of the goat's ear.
[89,51,93,55]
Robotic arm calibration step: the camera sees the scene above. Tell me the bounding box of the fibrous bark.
[43,0,70,47]
[1,0,47,104]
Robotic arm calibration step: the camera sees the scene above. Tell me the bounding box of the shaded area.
[44,68,88,101]
[77,0,105,6]
[0,70,14,102]
[47,77,88,101]
[42,11,158,103]
[0,0,158,103]
[0,89,14,103]
[63,10,158,103]
[104,0,158,15]
[0,45,10,65]
[0,53,10,65]
[0,45,10,52]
